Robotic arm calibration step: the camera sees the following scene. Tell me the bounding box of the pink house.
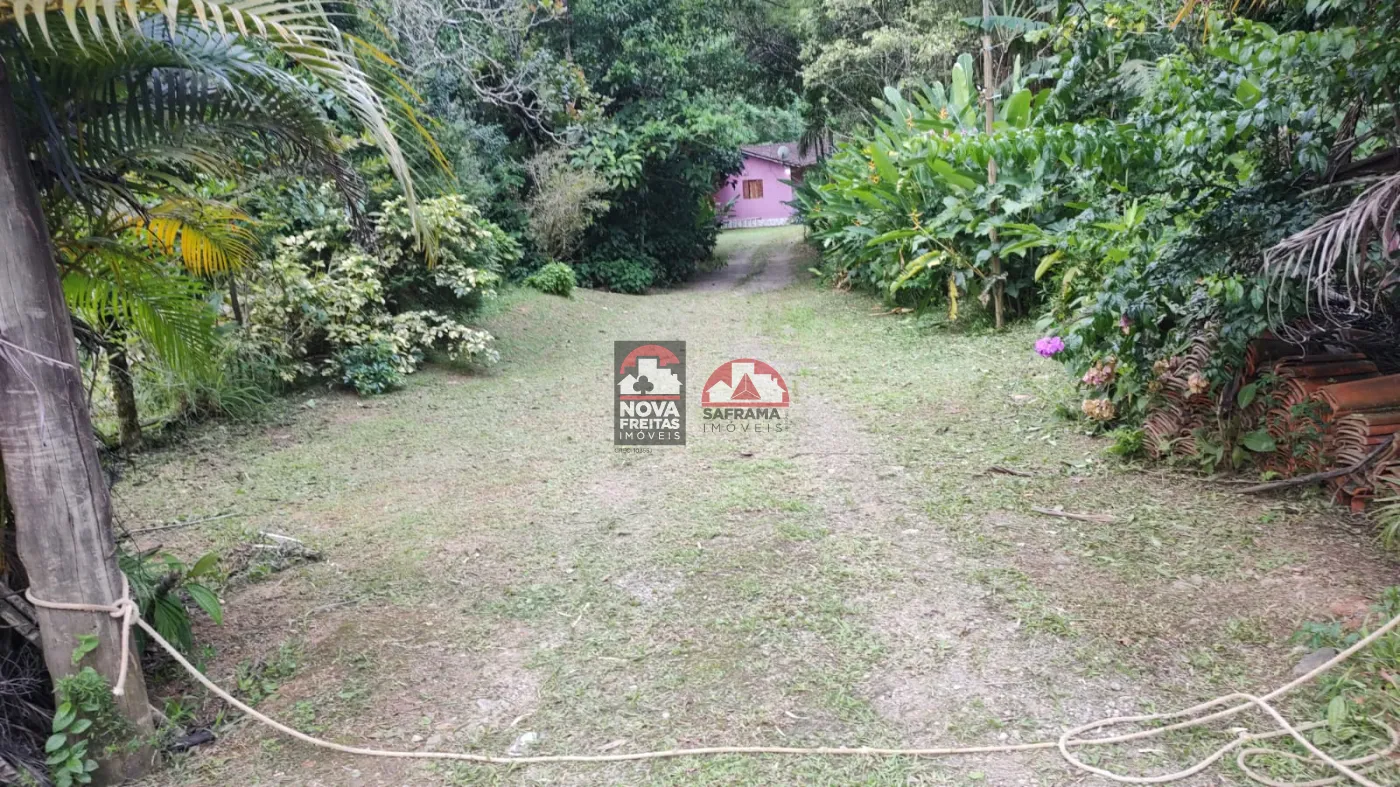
[714,143,819,228]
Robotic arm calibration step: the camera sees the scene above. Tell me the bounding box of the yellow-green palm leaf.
[122,199,258,276]
[59,238,217,375]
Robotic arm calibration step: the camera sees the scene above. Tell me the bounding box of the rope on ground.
[26,580,1400,786]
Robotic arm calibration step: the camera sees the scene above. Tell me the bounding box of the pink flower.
[1119,314,1131,335]
[1082,356,1117,387]
[1035,336,1065,358]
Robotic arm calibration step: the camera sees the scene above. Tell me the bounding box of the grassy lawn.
[124,230,1398,786]
[712,224,807,258]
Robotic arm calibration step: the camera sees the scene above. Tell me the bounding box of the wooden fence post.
[0,56,155,779]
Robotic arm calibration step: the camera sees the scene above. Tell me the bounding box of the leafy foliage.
[799,0,1400,438]
[3,2,435,240]
[60,246,218,378]
[47,667,126,787]
[561,0,795,287]
[5,0,838,443]
[571,102,744,288]
[524,261,577,297]
[1292,589,1400,768]
[525,149,610,263]
[0,0,458,445]
[241,195,510,389]
[576,257,655,295]
[118,549,222,655]
[796,53,1097,316]
[335,341,405,396]
[797,0,978,128]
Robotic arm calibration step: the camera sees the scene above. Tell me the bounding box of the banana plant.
[799,43,1154,316]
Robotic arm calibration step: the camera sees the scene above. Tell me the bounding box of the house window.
[742,179,764,199]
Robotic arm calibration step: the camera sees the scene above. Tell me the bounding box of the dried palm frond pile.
[0,634,51,786]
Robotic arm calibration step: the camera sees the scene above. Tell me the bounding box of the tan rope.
[26,580,137,696]
[26,580,1400,785]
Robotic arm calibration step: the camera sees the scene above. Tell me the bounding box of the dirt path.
[126,226,1398,786]
[690,226,803,293]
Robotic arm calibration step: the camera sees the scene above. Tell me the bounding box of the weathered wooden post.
[0,56,155,778]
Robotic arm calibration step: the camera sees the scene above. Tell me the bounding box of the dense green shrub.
[377,194,519,308]
[334,341,406,395]
[238,194,513,388]
[572,112,741,288]
[565,0,759,288]
[524,262,577,297]
[576,257,655,294]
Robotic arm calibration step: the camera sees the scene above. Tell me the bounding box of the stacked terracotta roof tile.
[1314,375,1400,510]
[1145,334,1400,511]
[1143,332,1217,460]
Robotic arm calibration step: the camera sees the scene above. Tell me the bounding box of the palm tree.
[14,13,360,447]
[0,2,430,773]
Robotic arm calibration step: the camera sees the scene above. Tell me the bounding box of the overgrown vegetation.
[1285,589,1400,783]
[5,0,1398,782]
[2,0,836,443]
[797,0,1399,435]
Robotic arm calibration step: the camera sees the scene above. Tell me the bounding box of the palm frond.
[13,15,364,214]
[1263,172,1400,321]
[2,0,431,244]
[1114,59,1159,99]
[60,242,217,375]
[120,199,258,276]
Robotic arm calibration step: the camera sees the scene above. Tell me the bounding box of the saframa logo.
[614,341,686,446]
[701,358,789,434]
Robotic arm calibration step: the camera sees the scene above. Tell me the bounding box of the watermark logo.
[614,341,686,446]
[702,358,789,434]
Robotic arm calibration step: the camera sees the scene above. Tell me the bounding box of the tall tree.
[798,0,978,128]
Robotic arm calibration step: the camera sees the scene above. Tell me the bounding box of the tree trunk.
[228,275,244,326]
[108,337,142,450]
[0,57,155,779]
[982,0,1004,330]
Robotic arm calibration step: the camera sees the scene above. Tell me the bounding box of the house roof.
[741,142,818,168]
